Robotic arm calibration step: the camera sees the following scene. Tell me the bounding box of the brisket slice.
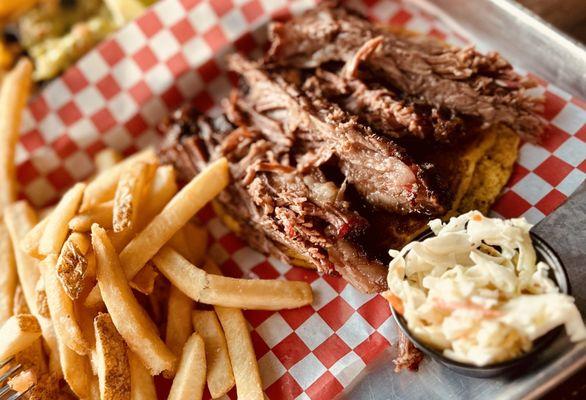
[228,54,444,216]
[266,3,544,142]
[394,329,424,372]
[159,106,388,293]
[302,68,466,142]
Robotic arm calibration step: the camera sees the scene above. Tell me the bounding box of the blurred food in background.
[0,0,155,81]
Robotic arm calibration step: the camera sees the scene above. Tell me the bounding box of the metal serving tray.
[340,1,586,398]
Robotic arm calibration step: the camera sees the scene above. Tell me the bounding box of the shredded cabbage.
[385,211,586,366]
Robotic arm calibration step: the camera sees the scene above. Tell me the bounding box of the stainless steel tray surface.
[339,3,586,397]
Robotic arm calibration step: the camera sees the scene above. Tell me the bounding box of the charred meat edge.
[159,107,389,293]
[266,3,544,142]
[229,53,444,216]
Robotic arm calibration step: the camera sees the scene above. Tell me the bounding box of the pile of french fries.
[0,55,314,399]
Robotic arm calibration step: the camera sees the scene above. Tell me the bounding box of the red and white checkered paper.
[15,0,586,398]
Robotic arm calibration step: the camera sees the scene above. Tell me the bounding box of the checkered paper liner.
[15,0,586,398]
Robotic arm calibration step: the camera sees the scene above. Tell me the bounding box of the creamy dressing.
[385,210,586,366]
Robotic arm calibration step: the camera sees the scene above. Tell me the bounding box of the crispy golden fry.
[165,286,193,358]
[94,313,131,400]
[83,284,103,309]
[43,254,89,355]
[167,333,206,400]
[153,247,313,310]
[26,372,61,400]
[21,216,49,259]
[34,279,49,319]
[75,302,100,378]
[113,162,156,233]
[2,202,60,372]
[192,310,235,398]
[7,369,36,393]
[167,229,191,260]
[95,148,123,173]
[3,202,40,311]
[81,148,157,212]
[69,202,113,232]
[84,166,179,305]
[128,350,157,400]
[141,165,177,221]
[92,224,176,375]
[129,262,158,295]
[205,261,263,400]
[109,166,176,253]
[215,306,263,400]
[13,286,28,315]
[120,158,229,280]
[0,58,32,208]
[15,337,47,377]
[38,205,55,220]
[39,182,86,256]
[56,232,91,300]
[183,222,208,264]
[0,314,41,361]
[56,334,92,398]
[0,220,17,325]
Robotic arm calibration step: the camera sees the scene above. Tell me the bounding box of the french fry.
[215,306,263,400]
[95,148,123,172]
[38,205,55,220]
[167,333,206,400]
[92,224,176,375]
[192,310,235,398]
[81,147,157,212]
[3,202,61,373]
[42,254,89,355]
[165,286,193,359]
[0,58,32,208]
[3,202,40,311]
[0,314,41,361]
[94,313,131,400]
[167,229,191,260]
[128,350,157,400]
[84,285,103,309]
[129,262,158,295]
[120,157,229,280]
[183,222,208,264]
[13,286,28,315]
[21,216,49,259]
[152,247,313,310]
[69,202,113,232]
[76,303,100,376]
[141,165,177,221]
[15,337,47,376]
[35,279,50,318]
[26,373,61,400]
[205,260,263,400]
[7,369,37,393]
[0,220,17,325]
[11,286,48,378]
[39,182,86,256]
[84,166,179,304]
[56,334,92,398]
[113,162,156,233]
[56,232,91,300]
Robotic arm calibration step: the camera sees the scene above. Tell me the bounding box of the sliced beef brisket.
[159,107,388,293]
[228,54,443,215]
[266,3,544,142]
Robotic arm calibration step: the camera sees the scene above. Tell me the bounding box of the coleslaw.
[385,211,586,366]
